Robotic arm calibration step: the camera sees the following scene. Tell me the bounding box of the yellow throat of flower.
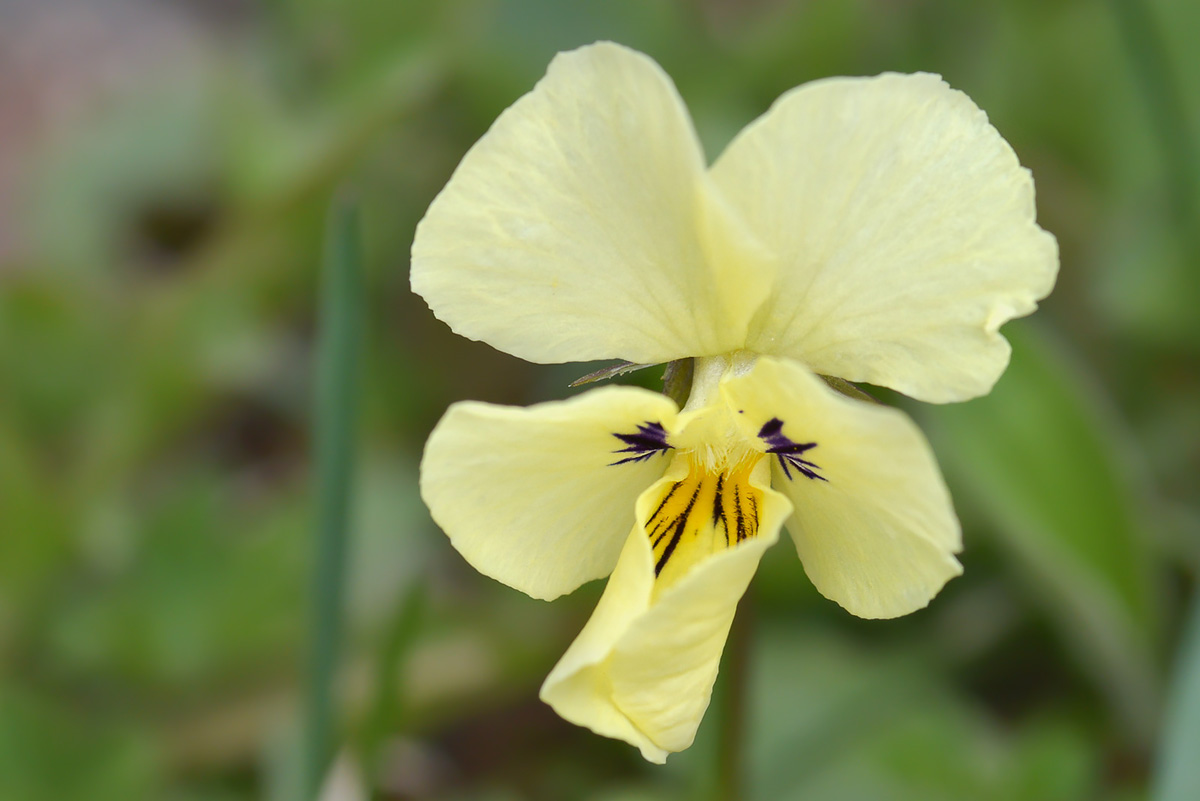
[641,353,773,592]
[645,452,767,591]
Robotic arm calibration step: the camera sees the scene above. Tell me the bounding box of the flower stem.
[303,194,365,800]
[716,585,755,801]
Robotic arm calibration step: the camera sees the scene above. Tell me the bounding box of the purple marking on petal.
[610,421,672,466]
[757,417,827,482]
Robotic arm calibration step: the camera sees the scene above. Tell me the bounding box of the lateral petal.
[420,386,678,601]
[540,459,791,761]
[412,41,767,364]
[711,73,1058,403]
[722,356,962,619]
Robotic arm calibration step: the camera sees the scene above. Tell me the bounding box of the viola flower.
[412,42,1057,762]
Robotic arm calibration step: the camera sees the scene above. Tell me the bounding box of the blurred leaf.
[1100,0,1200,348]
[263,714,307,801]
[723,623,1103,801]
[923,324,1161,740]
[1152,591,1200,801]
[0,687,160,801]
[270,0,446,91]
[742,625,941,801]
[221,47,441,216]
[588,788,677,801]
[26,73,219,280]
[347,457,432,628]
[0,418,73,606]
[0,282,120,443]
[1007,718,1098,801]
[48,473,308,686]
[359,579,426,791]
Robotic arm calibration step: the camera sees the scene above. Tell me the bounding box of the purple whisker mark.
[610,421,672,466]
[757,417,827,482]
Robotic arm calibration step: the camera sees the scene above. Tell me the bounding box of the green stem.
[716,586,755,801]
[303,194,365,800]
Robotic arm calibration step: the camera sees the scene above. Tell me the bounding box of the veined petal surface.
[723,357,962,618]
[540,460,792,761]
[711,72,1059,403]
[411,41,769,365]
[420,386,678,601]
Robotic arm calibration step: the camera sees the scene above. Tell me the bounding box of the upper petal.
[411,42,768,365]
[711,73,1059,403]
[420,385,678,601]
[540,457,792,761]
[722,356,962,618]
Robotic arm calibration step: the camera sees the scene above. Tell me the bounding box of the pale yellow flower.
[412,42,1057,762]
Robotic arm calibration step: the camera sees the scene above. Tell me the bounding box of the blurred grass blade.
[304,194,365,800]
[360,580,426,795]
[922,324,1161,740]
[1153,591,1200,801]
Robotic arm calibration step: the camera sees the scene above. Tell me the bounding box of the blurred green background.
[1,0,1198,799]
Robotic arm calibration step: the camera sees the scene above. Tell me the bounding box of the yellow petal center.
[645,452,766,592]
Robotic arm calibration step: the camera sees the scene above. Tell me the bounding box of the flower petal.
[540,458,792,761]
[420,386,678,601]
[710,72,1059,403]
[722,356,962,618]
[411,42,769,365]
